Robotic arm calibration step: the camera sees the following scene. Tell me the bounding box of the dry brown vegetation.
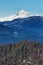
[0,40,43,65]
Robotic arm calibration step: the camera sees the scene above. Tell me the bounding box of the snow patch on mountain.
[0,10,30,22]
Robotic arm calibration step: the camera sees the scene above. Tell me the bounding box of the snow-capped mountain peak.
[16,10,29,18]
[0,10,29,22]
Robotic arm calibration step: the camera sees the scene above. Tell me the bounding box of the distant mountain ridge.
[0,16,43,44]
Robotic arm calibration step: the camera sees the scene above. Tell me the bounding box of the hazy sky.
[0,0,43,17]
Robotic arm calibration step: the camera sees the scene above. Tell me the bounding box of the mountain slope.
[0,24,15,44]
[0,16,43,44]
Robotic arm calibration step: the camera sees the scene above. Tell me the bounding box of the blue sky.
[0,0,43,17]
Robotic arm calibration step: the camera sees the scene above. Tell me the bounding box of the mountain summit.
[16,10,29,18]
[0,10,29,22]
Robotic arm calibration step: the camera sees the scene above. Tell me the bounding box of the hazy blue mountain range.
[0,16,43,44]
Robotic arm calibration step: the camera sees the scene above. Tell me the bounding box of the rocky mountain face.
[0,41,43,65]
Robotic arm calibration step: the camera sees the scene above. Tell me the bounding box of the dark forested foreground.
[0,41,43,65]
